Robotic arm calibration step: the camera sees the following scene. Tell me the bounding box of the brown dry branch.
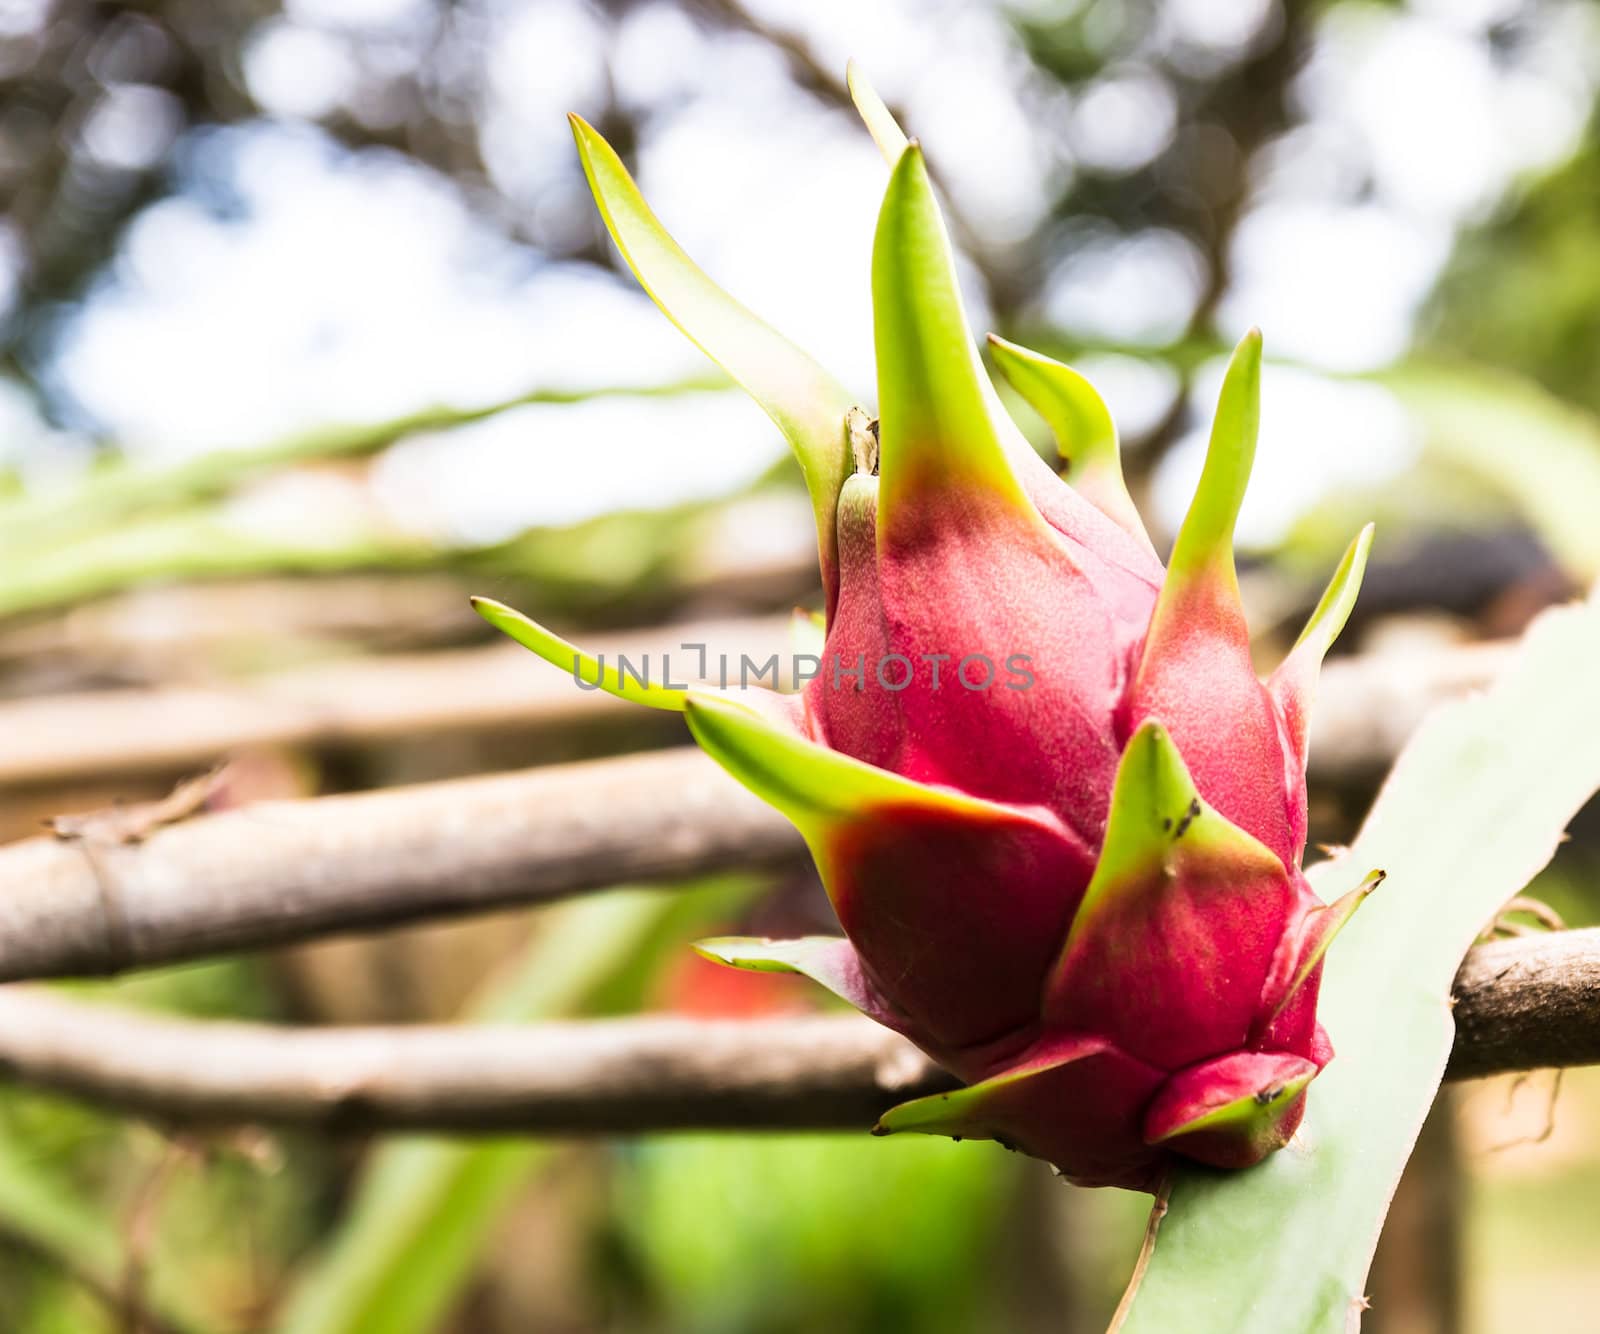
[0,623,1508,790]
[0,747,802,982]
[0,615,793,788]
[0,1003,939,1133]
[0,575,485,671]
[1448,929,1600,1080]
[0,929,1591,1134]
[0,638,1518,983]
[1305,639,1511,780]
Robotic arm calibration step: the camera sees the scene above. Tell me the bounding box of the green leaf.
[1269,524,1376,762]
[0,464,777,624]
[1117,589,1600,1332]
[872,144,1035,538]
[569,116,858,608]
[275,882,756,1334]
[873,1038,1101,1143]
[0,1132,214,1333]
[1259,869,1385,1029]
[1284,524,1376,660]
[1062,720,1279,922]
[1142,1054,1316,1149]
[683,691,1036,848]
[1162,330,1261,590]
[0,376,725,558]
[618,1133,1014,1334]
[471,595,688,711]
[1383,362,1600,580]
[692,934,846,976]
[846,60,910,164]
[692,935,906,1029]
[986,334,1149,544]
[1131,332,1260,695]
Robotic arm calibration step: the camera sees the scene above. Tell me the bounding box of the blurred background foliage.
[1,0,1599,1330]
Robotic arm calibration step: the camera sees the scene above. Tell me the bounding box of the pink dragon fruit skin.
[474,69,1381,1192]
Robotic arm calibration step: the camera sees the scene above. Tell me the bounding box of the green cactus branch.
[0,477,815,625]
[0,374,728,553]
[0,927,1590,1134]
[0,374,804,628]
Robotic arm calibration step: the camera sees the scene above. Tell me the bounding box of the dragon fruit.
[475,68,1381,1192]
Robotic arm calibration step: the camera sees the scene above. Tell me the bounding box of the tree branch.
[1447,929,1600,1080]
[0,636,1516,982]
[0,747,802,982]
[1307,640,1512,780]
[0,929,1591,1133]
[0,627,1509,789]
[0,614,793,787]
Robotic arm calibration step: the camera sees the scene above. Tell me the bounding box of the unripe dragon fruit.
[476,68,1382,1192]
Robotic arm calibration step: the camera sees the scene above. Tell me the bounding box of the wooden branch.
[0,614,793,787]
[0,575,485,671]
[0,625,1508,789]
[0,637,1518,983]
[1446,928,1600,1080]
[0,747,802,982]
[1308,641,1512,781]
[0,930,1591,1133]
[0,1002,938,1132]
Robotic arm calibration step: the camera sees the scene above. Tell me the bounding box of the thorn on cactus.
[1270,522,1378,770]
[872,142,1038,544]
[986,332,1150,549]
[845,60,909,165]
[568,112,857,618]
[469,597,686,712]
[690,935,913,1037]
[1142,1052,1319,1168]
